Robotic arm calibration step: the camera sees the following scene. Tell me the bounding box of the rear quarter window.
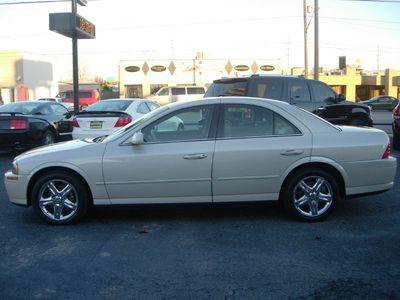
[204,81,247,97]
[249,78,283,100]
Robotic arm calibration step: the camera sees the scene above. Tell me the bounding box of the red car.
[56,90,100,110]
[393,103,400,150]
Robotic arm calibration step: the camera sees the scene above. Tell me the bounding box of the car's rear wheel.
[393,125,400,150]
[41,130,55,146]
[80,104,88,110]
[281,168,340,221]
[31,171,90,224]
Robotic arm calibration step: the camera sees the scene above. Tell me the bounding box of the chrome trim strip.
[99,178,211,185]
[215,175,279,181]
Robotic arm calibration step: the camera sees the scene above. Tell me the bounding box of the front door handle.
[183,153,208,160]
[280,149,304,156]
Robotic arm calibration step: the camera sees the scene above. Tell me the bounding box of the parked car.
[360,95,399,111]
[205,75,373,127]
[149,86,205,106]
[72,98,161,140]
[393,103,400,150]
[4,97,396,224]
[0,101,73,151]
[56,90,100,110]
[37,97,74,111]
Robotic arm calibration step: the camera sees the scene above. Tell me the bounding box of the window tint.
[37,104,54,115]
[147,101,159,111]
[289,80,311,102]
[252,78,283,100]
[204,81,247,97]
[187,87,205,95]
[51,103,68,115]
[220,104,300,138]
[79,92,92,98]
[309,81,336,102]
[157,88,169,96]
[85,100,133,112]
[142,105,214,143]
[137,102,150,114]
[171,88,186,95]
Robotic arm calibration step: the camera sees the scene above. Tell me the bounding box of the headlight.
[11,161,18,175]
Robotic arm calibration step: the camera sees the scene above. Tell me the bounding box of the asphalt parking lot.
[0,145,399,299]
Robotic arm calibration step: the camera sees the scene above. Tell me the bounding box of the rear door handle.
[183,153,208,160]
[280,149,304,156]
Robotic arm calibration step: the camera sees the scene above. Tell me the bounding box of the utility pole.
[71,0,79,114]
[377,45,380,73]
[314,0,319,80]
[303,0,308,78]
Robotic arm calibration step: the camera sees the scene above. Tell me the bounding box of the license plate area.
[90,121,103,129]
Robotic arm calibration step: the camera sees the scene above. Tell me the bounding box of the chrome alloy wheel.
[293,176,333,217]
[38,179,79,221]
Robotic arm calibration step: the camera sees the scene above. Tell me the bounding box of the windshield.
[85,100,133,112]
[0,102,41,114]
[204,81,247,97]
[102,105,170,142]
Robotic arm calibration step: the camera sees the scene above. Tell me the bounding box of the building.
[0,50,58,104]
[119,57,282,98]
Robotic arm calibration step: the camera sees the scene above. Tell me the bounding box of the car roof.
[213,74,304,83]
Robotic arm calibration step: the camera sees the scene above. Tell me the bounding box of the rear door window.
[288,80,311,102]
[171,88,186,95]
[187,87,205,95]
[250,78,283,100]
[204,80,248,97]
[219,104,300,138]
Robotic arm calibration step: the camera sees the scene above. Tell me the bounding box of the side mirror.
[131,132,144,145]
[337,94,346,102]
[65,112,72,119]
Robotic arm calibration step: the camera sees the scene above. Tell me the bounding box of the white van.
[149,86,205,106]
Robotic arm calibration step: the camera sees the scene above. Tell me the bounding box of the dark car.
[0,101,73,151]
[393,103,400,150]
[205,75,373,127]
[360,95,399,111]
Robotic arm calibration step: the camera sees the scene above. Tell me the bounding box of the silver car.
[4,97,397,224]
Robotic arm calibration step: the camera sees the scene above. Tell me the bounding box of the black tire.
[80,104,88,110]
[349,118,368,127]
[31,171,90,225]
[41,130,55,146]
[281,168,341,222]
[393,126,400,150]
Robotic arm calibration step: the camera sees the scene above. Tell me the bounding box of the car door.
[212,100,312,202]
[287,79,315,112]
[102,103,218,204]
[46,103,72,134]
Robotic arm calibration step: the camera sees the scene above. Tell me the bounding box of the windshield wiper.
[92,135,108,142]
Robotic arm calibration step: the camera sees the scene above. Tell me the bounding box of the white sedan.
[72,98,160,140]
[4,97,397,224]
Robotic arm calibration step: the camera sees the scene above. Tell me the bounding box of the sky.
[0,0,400,80]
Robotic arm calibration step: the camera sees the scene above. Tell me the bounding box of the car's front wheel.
[31,171,90,224]
[281,168,341,221]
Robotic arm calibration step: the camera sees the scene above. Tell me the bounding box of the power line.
[0,0,99,5]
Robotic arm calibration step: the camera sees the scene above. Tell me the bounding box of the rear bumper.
[344,156,397,196]
[72,128,117,140]
[4,171,30,206]
[0,131,42,150]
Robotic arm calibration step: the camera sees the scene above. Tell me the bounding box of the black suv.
[204,75,373,127]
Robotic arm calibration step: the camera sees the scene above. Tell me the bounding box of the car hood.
[15,139,107,175]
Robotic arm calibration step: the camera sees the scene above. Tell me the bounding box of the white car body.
[148,86,205,106]
[72,98,159,140]
[4,97,397,223]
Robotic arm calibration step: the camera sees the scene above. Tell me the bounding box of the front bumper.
[4,171,30,206]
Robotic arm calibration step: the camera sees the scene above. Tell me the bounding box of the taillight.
[72,118,80,128]
[115,115,132,127]
[382,143,391,159]
[10,119,27,129]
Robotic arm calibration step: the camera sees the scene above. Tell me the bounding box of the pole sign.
[49,13,95,39]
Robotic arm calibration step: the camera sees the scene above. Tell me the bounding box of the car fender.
[26,161,94,197]
[279,156,349,187]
